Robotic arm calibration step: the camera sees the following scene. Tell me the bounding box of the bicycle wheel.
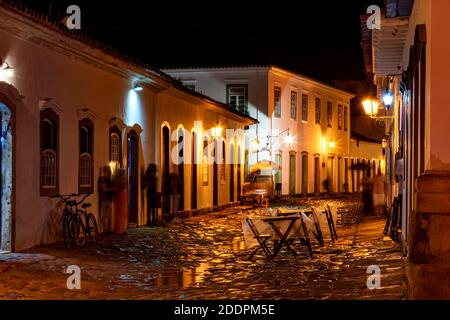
[70,215,87,247]
[85,213,99,243]
[62,212,72,249]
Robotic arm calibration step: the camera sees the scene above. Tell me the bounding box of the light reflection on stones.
[0,196,407,299]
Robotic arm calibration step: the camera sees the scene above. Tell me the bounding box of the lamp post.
[362,98,379,118]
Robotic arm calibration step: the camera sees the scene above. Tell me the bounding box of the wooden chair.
[246,218,272,260]
[311,208,325,246]
[261,197,269,208]
[325,204,338,241]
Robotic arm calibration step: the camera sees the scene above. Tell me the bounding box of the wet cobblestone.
[0,199,406,300]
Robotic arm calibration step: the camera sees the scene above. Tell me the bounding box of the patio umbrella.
[249,160,281,173]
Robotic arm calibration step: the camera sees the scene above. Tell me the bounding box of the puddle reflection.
[154,262,209,289]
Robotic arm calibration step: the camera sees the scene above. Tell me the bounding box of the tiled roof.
[164,64,355,97]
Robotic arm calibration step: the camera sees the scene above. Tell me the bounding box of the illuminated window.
[79,118,94,193]
[302,94,308,122]
[202,136,209,186]
[40,108,59,196]
[338,104,343,130]
[290,91,297,120]
[109,126,122,164]
[315,98,321,124]
[327,101,333,128]
[227,85,248,115]
[274,86,281,117]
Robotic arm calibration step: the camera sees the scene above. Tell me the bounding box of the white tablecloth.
[242,213,315,249]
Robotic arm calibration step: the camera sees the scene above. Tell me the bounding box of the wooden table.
[261,215,313,258]
[277,207,336,245]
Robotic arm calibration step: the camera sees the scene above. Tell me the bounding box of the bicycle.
[69,193,98,247]
[77,199,99,244]
[53,193,98,248]
[384,197,399,241]
[52,193,78,248]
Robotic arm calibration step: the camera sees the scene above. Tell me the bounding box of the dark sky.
[18,0,385,83]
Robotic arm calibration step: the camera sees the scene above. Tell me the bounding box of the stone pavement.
[0,201,407,300]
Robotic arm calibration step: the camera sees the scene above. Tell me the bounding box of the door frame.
[229,142,235,203]
[127,130,139,225]
[191,130,197,210]
[0,85,21,253]
[213,138,218,206]
[289,151,296,195]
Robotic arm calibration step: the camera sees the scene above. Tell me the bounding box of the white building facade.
[0,4,254,251]
[166,66,383,196]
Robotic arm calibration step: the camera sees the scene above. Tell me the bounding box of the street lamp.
[329,140,336,150]
[382,90,394,108]
[362,98,379,118]
[133,83,143,92]
[285,132,293,145]
[0,58,13,82]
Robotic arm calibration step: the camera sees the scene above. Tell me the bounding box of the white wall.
[0,17,247,251]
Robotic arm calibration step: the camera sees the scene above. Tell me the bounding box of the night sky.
[17,0,384,83]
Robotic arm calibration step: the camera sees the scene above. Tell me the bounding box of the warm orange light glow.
[211,126,223,138]
[285,134,293,145]
[321,138,327,154]
[362,98,379,117]
[329,140,336,150]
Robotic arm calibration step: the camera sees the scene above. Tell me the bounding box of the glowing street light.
[382,91,394,108]
[133,83,143,92]
[362,98,379,118]
[0,59,13,82]
[285,133,293,145]
[329,140,336,150]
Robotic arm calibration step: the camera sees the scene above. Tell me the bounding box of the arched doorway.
[191,131,197,210]
[177,128,184,211]
[301,153,308,196]
[314,156,320,195]
[229,143,234,203]
[289,152,296,195]
[162,126,170,214]
[0,102,13,252]
[127,130,139,225]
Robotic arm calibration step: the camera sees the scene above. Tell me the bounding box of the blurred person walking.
[98,165,114,234]
[114,168,128,235]
[143,163,158,227]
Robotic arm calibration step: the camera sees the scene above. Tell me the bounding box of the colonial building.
[165,66,384,195]
[0,3,255,252]
[362,0,450,298]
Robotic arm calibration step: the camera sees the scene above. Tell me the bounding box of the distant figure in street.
[395,151,404,227]
[323,178,331,194]
[372,172,386,216]
[362,169,373,214]
[98,165,113,234]
[169,167,179,217]
[143,163,158,227]
[113,168,128,235]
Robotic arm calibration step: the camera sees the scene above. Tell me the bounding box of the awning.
[372,18,409,77]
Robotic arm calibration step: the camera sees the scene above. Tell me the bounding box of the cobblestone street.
[0,199,407,300]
